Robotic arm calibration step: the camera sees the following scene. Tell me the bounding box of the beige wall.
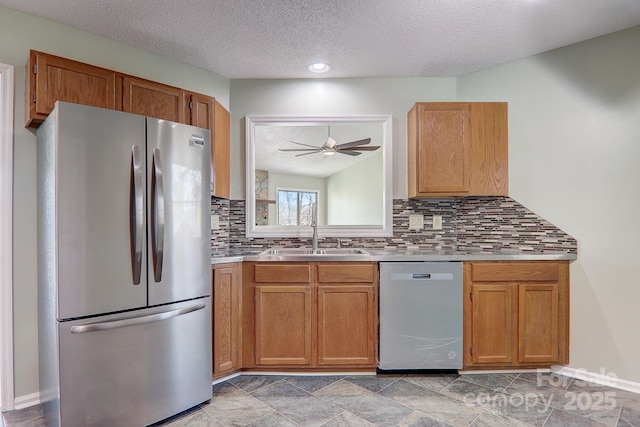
[458,26,640,382]
[229,78,458,199]
[0,7,230,400]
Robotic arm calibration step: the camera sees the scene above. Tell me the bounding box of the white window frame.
[276,187,319,226]
[0,63,15,412]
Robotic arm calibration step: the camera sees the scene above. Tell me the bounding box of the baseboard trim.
[13,392,40,410]
[552,365,640,394]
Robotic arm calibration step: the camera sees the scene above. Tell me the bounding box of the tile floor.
[2,372,640,426]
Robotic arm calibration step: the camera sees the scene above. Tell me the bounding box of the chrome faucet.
[311,217,318,251]
[311,203,318,251]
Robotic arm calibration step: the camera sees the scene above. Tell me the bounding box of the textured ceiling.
[2,0,640,79]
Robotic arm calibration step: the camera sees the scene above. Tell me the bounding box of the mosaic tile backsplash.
[210,196,577,257]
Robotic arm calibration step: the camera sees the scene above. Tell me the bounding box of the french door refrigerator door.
[146,118,211,306]
[40,102,148,320]
[55,299,212,426]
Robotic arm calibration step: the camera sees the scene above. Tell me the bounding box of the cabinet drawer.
[254,264,311,283]
[470,262,559,282]
[317,263,376,283]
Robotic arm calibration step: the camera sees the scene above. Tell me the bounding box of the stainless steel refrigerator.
[37,102,212,426]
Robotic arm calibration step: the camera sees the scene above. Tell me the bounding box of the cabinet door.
[468,103,508,195]
[409,103,470,195]
[188,92,214,130]
[213,264,242,376]
[518,283,559,364]
[317,285,376,366]
[254,285,312,365]
[122,76,185,123]
[186,94,230,198]
[28,50,117,126]
[211,100,231,198]
[471,283,516,364]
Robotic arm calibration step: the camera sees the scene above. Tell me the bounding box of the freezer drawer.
[379,262,463,370]
[43,299,212,427]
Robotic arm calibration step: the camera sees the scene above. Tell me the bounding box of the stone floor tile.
[439,378,496,403]
[201,382,274,426]
[228,375,287,393]
[564,382,640,412]
[378,379,484,427]
[342,374,403,392]
[251,380,342,427]
[314,380,413,426]
[617,405,640,427]
[480,394,552,426]
[284,375,344,393]
[246,412,300,427]
[320,410,374,426]
[2,405,44,425]
[460,373,518,392]
[397,410,456,426]
[517,371,574,390]
[402,374,460,393]
[159,408,223,426]
[543,408,611,427]
[469,409,538,427]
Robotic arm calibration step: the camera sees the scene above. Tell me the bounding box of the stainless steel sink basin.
[259,248,369,256]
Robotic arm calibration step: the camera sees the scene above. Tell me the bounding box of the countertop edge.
[215,252,577,264]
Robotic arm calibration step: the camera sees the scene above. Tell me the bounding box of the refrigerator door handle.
[130,145,144,285]
[151,148,165,282]
[69,302,206,334]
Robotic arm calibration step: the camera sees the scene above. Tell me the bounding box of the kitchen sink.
[259,248,370,256]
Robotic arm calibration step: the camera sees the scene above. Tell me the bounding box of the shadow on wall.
[536,26,640,106]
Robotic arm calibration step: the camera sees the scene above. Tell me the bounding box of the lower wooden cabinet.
[243,262,378,370]
[463,261,569,369]
[212,263,242,378]
[255,285,313,365]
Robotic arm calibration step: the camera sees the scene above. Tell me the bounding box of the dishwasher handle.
[389,272,454,281]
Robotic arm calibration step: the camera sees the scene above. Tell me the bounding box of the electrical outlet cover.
[409,214,424,230]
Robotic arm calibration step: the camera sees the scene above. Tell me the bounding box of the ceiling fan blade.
[295,151,322,157]
[338,150,361,156]
[340,146,380,151]
[288,140,323,149]
[278,148,321,152]
[336,138,372,149]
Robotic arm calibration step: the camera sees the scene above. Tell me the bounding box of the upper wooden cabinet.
[122,76,186,123]
[26,50,232,199]
[26,51,118,127]
[210,100,231,198]
[408,102,508,197]
[185,92,231,198]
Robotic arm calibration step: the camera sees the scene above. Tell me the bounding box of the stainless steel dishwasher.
[379,262,463,370]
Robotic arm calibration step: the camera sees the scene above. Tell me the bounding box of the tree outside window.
[278,190,317,226]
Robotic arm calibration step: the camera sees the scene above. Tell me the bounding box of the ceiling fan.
[278,129,380,157]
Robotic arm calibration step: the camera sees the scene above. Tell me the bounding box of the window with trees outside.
[278,189,317,226]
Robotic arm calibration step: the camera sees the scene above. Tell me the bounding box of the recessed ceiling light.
[307,62,330,73]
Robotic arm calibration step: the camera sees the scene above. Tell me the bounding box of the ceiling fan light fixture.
[307,62,330,73]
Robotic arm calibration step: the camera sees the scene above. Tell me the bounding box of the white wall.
[327,152,383,225]
[0,6,230,401]
[458,26,640,383]
[229,78,458,199]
